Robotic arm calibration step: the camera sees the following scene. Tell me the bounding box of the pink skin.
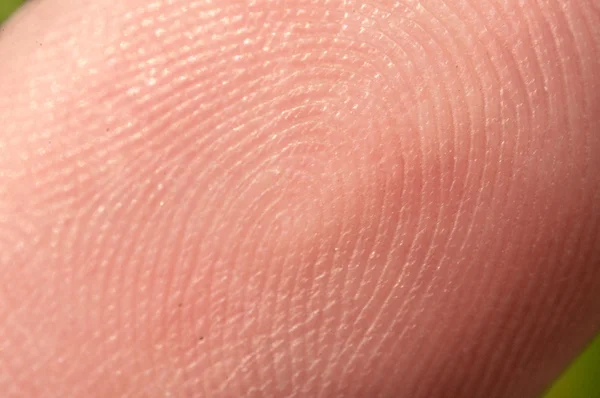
[0,0,599,396]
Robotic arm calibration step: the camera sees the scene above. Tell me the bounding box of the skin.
[0,0,599,396]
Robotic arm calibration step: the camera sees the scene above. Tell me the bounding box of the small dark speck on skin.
[199,336,204,341]
[178,303,183,308]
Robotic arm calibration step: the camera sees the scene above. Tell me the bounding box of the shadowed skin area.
[0,0,599,397]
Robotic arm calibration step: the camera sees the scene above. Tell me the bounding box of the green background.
[0,0,21,22]
[1,1,598,396]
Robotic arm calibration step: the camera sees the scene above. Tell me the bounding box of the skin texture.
[0,0,599,397]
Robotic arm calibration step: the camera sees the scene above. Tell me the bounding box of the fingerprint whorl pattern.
[1,0,599,396]
[3,0,509,395]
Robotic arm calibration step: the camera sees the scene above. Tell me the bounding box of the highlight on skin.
[0,0,599,397]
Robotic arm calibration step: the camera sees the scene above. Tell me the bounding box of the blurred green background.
[0,0,21,22]
[1,1,598,396]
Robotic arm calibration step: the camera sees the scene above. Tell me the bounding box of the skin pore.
[0,0,599,396]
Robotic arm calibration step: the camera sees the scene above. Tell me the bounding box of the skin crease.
[0,0,599,397]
